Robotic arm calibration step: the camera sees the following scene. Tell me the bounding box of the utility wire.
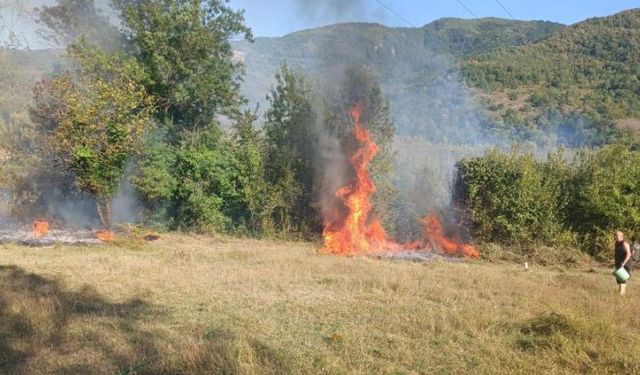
[372,0,417,27]
[495,0,515,19]
[455,0,477,18]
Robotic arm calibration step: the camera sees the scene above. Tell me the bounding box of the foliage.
[264,65,320,234]
[113,0,253,134]
[567,143,640,255]
[231,109,272,233]
[462,9,640,141]
[454,141,640,255]
[170,128,243,232]
[32,40,154,227]
[453,147,570,245]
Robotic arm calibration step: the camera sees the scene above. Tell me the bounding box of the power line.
[495,0,515,19]
[372,0,417,28]
[455,0,477,18]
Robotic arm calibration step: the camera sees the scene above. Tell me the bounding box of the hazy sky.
[1,0,639,48]
[228,0,640,37]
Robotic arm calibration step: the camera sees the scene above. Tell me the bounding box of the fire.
[95,230,115,242]
[322,102,392,255]
[32,220,49,238]
[322,102,478,259]
[421,215,479,258]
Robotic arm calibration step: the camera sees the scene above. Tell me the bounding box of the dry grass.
[1,234,639,374]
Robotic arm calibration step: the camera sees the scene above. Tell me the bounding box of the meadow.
[1,234,639,374]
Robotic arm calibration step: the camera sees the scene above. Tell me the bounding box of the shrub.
[453,147,570,245]
[567,143,640,256]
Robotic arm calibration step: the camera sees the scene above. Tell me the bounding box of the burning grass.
[1,234,639,373]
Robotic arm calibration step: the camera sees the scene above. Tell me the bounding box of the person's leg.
[620,282,627,296]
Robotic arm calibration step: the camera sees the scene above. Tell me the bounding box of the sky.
[228,0,640,37]
[1,0,639,48]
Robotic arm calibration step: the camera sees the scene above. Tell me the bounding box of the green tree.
[264,65,320,234]
[33,41,154,228]
[231,109,272,233]
[111,0,255,231]
[113,0,253,135]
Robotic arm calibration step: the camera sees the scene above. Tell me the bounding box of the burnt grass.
[1,235,640,374]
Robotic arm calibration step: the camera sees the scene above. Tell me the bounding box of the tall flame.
[322,102,478,258]
[322,103,391,255]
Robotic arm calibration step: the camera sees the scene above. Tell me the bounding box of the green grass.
[0,234,639,374]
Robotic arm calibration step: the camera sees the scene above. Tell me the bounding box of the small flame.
[32,220,49,238]
[421,215,479,258]
[95,230,114,242]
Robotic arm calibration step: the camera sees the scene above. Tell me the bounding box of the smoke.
[35,0,119,49]
[112,163,144,224]
[293,0,388,25]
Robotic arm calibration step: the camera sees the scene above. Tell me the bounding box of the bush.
[454,141,640,257]
[567,143,640,256]
[453,147,570,245]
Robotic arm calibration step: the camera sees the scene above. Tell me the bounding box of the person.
[614,230,633,296]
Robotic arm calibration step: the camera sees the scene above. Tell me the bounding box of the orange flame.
[322,102,478,259]
[421,215,479,258]
[322,102,392,255]
[95,230,115,242]
[32,220,49,238]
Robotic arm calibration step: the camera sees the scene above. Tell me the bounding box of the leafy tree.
[170,127,243,232]
[113,0,253,135]
[110,0,256,231]
[263,65,320,234]
[231,109,272,233]
[32,40,154,228]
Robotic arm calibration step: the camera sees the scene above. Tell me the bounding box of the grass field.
[1,234,639,374]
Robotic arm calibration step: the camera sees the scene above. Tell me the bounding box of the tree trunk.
[95,198,113,229]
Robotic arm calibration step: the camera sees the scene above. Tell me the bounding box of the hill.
[234,18,564,143]
[462,9,640,139]
[4,12,639,146]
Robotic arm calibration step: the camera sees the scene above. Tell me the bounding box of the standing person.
[614,230,632,296]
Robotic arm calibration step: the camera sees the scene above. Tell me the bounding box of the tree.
[113,0,253,135]
[231,108,272,233]
[264,65,320,234]
[33,40,154,228]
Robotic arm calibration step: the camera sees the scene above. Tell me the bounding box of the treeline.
[454,142,640,256]
[0,0,398,237]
